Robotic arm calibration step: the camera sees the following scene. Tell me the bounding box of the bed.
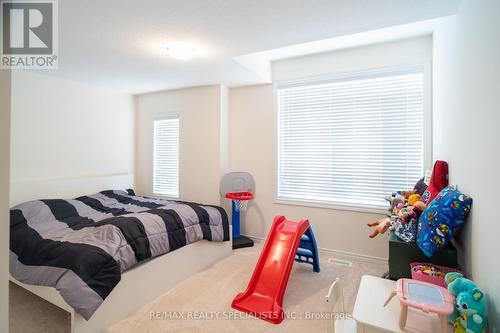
[9,174,232,333]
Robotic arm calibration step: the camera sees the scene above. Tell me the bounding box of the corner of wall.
[432,1,500,330]
[219,85,229,177]
[132,94,139,191]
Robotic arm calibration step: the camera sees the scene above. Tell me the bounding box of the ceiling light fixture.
[166,42,196,61]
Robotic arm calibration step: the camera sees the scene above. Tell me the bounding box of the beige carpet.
[10,242,387,333]
[9,282,70,333]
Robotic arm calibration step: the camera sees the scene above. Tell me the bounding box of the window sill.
[274,198,389,215]
[151,194,180,201]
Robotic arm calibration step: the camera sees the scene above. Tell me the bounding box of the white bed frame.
[9,174,232,333]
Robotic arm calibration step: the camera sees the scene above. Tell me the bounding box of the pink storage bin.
[410,262,467,288]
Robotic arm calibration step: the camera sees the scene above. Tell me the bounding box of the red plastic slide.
[231,216,310,324]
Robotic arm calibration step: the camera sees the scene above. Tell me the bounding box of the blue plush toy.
[446,272,487,333]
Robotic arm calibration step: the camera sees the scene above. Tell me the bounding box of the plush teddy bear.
[446,272,487,333]
[407,193,421,206]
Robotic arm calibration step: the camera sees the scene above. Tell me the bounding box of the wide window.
[277,67,426,209]
[153,116,179,197]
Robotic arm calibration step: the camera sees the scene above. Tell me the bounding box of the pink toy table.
[385,278,455,333]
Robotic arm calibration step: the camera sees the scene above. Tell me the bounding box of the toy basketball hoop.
[226,191,253,212]
[221,172,255,249]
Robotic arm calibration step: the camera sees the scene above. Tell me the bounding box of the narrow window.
[153,116,179,198]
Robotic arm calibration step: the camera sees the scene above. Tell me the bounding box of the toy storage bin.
[388,231,458,280]
[410,262,467,288]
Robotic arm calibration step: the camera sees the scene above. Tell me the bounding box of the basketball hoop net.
[226,192,253,212]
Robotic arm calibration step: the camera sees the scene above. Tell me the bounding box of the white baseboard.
[241,233,388,264]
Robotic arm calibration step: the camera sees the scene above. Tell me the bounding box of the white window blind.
[277,67,425,208]
[153,116,179,197]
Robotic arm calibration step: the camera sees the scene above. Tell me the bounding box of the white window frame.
[274,64,432,213]
[152,113,180,199]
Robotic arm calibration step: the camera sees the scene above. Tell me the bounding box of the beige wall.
[10,71,135,185]
[0,69,11,333]
[228,37,432,260]
[433,1,500,330]
[229,84,388,259]
[273,36,432,82]
[135,85,227,205]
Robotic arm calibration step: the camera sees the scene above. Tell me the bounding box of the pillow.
[417,187,472,257]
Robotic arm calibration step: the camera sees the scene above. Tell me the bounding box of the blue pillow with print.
[417,187,472,257]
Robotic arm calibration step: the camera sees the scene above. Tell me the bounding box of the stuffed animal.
[411,264,445,278]
[386,195,405,215]
[454,317,466,333]
[407,193,421,206]
[367,217,391,238]
[400,201,427,224]
[423,265,444,278]
[413,176,428,196]
[401,189,416,199]
[393,201,426,242]
[395,204,407,216]
[446,272,487,333]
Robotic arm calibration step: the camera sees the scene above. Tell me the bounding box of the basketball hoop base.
[233,235,254,250]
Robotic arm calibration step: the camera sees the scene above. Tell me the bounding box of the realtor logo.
[1,0,58,69]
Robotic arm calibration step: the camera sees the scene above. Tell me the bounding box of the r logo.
[2,1,53,54]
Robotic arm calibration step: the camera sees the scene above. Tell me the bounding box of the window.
[277,66,426,209]
[153,116,179,197]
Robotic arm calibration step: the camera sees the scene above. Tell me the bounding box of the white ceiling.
[44,0,461,94]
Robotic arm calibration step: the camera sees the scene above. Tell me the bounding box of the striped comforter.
[9,190,229,320]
